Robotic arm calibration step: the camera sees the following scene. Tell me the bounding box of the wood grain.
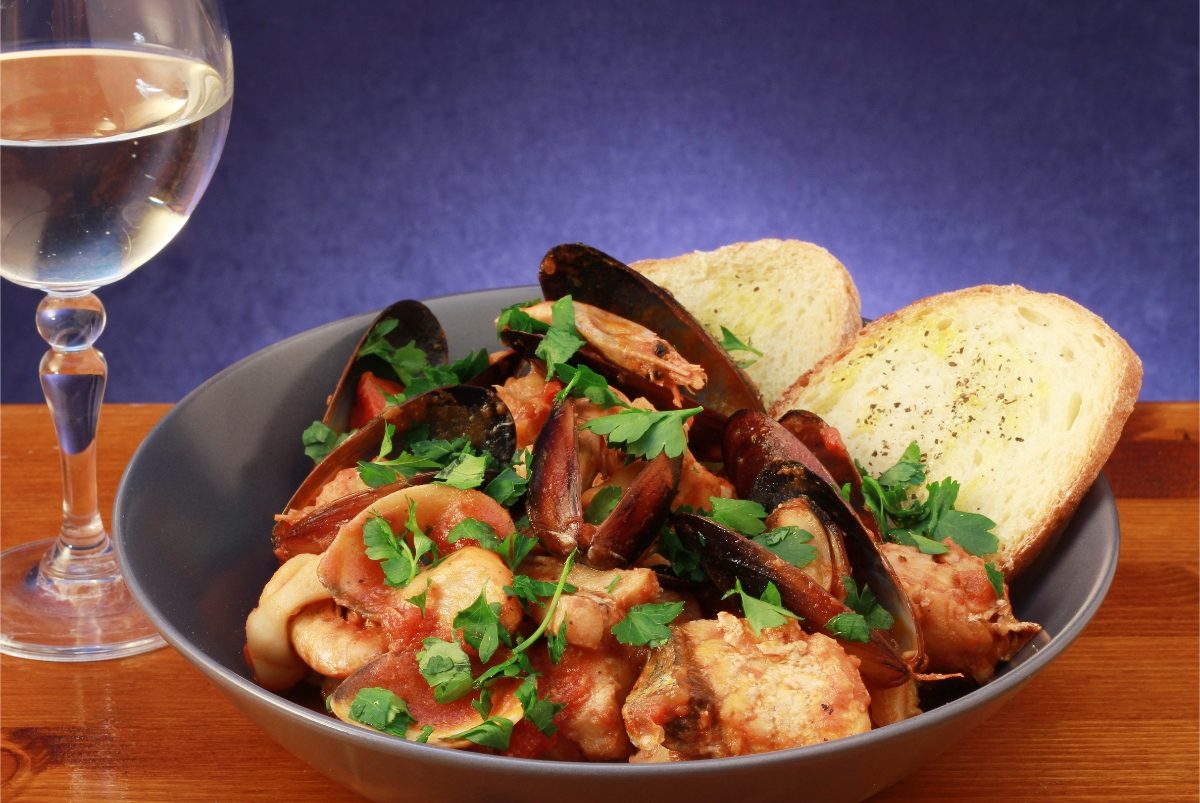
[2,402,1197,802]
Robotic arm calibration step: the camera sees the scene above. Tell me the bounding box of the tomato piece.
[350,371,405,429]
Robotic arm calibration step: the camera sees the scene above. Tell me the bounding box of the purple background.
[2,0,1196,402]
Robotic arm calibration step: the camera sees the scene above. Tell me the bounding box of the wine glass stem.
[37,292,109,570]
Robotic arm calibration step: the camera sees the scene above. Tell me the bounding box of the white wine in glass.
[0,0,233,660]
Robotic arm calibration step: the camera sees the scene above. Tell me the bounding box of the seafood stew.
[242,245,1049,763]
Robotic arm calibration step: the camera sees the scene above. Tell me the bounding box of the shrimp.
[289,600,388,679]
[522,299,706,405]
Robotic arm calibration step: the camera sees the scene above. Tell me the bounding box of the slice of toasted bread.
[770,285,1142,577]
[631,240,862,408]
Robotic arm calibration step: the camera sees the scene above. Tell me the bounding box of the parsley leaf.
[828,576,895,643]
[552,363,630,409]
[362,514,418,587]
[417,637,474,703]
[447,519,539,573]
[448,717,514,751]
[506,574,574,611]
[584,485,624,525]
[842,575,895,630]
[579,406,702,460]
[718,325,763,368]
[348,688,416,737]
[859,442,999,557]
[453,589,511,663]
[435,452,490,490]
[985,561,1005,599]
[534,296,585,381]
[302,420,349,463]
[357,428,470,487]
[877,441,925,488]
[750,525,817,568]
[826,612,870,642]
[484,465,528,507]
[889,529,950,555]
[547,620,569,664]
[448,349,490,383]
[935,508,1000,557]
[722,579,799,636]
[496,300,549,336]
[357,322,429,382]
[655,526,707,583]
[516,675,565,736]
[611,601,685,648]
[707,497,768,536]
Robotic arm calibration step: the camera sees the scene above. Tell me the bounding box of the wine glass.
[0,0,233,660]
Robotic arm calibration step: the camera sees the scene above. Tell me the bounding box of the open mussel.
[537,243,763,417]
[322,300,450,435]
[719,410,925,675]
[496,243,762,459]
[527,398,681,569]
[672,512,911,689]
[273,385,516,560]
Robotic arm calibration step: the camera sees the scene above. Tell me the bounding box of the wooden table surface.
[2,402,1197,802]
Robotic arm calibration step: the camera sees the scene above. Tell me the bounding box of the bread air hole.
[1017,306,1051,326]
[1065,391,1082,430]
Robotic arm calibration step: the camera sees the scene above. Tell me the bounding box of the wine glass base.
[0,538,166,661]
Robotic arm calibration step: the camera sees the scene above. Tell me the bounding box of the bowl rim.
[114,286,1121,777]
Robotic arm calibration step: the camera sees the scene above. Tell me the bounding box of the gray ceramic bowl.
[113,286,1119,803]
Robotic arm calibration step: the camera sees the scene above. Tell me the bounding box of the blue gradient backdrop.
[2,1,1196,402]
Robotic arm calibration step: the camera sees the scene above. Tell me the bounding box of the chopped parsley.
[417,637,474,703]
[495,299,549,336]
[655,526,706,583]
[584,485,624,525]
[452,588,512,663]
[483,449,531,507]
[706,497,768,535]
[348,687,416,737]
[447,716,514,751]
[610,600,685,648]
[860,441,1000,558]
[475,551,577,687]
[515,675,565,736]
[750,525,818,569]
[302,420,348,463]
[579,406,702,460]
[827,577,894,643]
[722,579,799,636]
[447,518,539,572]
[985,561,1005,599]
[534,296,585,381]
[553,362,629,409]
[718,325,763,368]
[361,506,435,587]
[435,452,490,490]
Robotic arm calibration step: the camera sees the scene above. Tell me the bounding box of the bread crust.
[772,284,1142,577]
